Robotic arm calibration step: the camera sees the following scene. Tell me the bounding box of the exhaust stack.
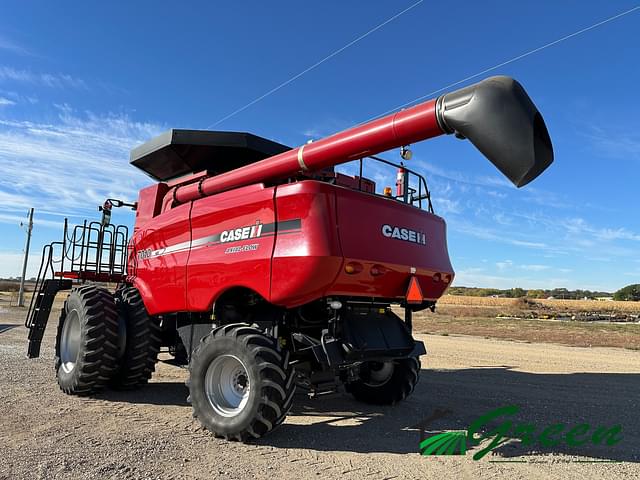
[171,76,553,204]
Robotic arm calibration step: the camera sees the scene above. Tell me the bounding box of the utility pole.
[18,208,34,307]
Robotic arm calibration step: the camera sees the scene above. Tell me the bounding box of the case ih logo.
[382,224,426,245]
[220,222,264,243]
[136,219,302,260]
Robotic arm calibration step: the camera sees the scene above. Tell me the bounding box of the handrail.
[360,155,434,213]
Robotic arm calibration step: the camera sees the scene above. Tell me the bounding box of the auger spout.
[172,75,553,204]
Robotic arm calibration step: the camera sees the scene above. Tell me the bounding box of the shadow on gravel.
[89,367,639,462]
[0,324,19,334]
[258,367,640,463]
[98,382,190,407]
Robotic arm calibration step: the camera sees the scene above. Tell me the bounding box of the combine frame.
[24,75,553,442]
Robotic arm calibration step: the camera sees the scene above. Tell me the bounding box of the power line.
[206,0,424,129]
[364,5,640,122]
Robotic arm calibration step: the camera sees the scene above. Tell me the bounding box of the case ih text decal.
[382,224,427,245]
[220,222,264,243]
[137,219,301,260]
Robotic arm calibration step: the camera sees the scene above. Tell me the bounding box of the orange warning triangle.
[406,276,424,304]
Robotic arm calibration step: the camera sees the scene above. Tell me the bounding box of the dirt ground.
[407,296,640,350]
[1,303,639,480]
[411,313,640,350]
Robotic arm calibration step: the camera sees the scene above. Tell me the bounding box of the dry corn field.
[438,295,640,313]
[406,295,640,351]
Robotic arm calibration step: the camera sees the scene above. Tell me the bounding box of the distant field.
[439,294,640,313]
[409,294,640,350]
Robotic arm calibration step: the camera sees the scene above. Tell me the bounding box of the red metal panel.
[186,183,275,311]
[130,202,191,315]
[270,182,343,307]
[328,186,454,300]
[134,183,169,234]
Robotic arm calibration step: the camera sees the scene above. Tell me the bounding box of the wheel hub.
[205,354,251,417]
[60,309,81,374]
[364,361,395,387]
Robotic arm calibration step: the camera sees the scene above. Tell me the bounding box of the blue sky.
[0,1,638,292]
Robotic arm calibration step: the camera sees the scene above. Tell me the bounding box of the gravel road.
[1,305,639,479]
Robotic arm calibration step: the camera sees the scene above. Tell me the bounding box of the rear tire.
[188,323,295,441]
[346,357,421,405]
[111,287,161,389]
[55,285,119,395]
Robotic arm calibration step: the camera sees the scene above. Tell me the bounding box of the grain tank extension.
[25,76,553,441]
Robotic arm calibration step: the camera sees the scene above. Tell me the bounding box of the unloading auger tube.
[172,76,553,205]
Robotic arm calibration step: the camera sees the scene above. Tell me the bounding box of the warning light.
[406,276,423,304]
[370,265,386,276]
[345,262,363,274]
[383,186,393,197]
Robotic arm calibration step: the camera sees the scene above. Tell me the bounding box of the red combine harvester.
[26,76,552,440]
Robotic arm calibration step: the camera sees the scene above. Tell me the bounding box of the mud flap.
[177,321,215,363]
[341,308,425,362]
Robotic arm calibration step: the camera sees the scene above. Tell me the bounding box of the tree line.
[448,284,640,300]
[448,286,612,299]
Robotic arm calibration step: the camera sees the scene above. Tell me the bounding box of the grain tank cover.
[130,129,291,181]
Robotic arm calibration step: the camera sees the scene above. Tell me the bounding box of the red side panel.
[270,182,343,307]
[186,184,275,311]
[134,183,169,234]
[130,202,191,314]
[330,186,454,300]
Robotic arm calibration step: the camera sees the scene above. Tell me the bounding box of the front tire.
[188,323,295,441]
[55,285,119,395]
[346,357,421,405]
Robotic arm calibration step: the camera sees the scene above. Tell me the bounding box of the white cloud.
[452,267,610,291]
[452,268,572,290]
[0,212,65,229]
[450,219,549,250]
[0,97,16,106]
[563,217,640,242]
[584,125,640,161]
[0,66,87,89]
[496,260,513,270]
[495,260,551,272]
[0,90,38,105]
[0,108,165,217]
[0,36,30,56]
[434,197,461,214]
[596,228,640,242]
[413,158,512,190]
[301,117,354,140]
[519,264,551,272]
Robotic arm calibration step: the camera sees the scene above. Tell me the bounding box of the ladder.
[26,279,72,358]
